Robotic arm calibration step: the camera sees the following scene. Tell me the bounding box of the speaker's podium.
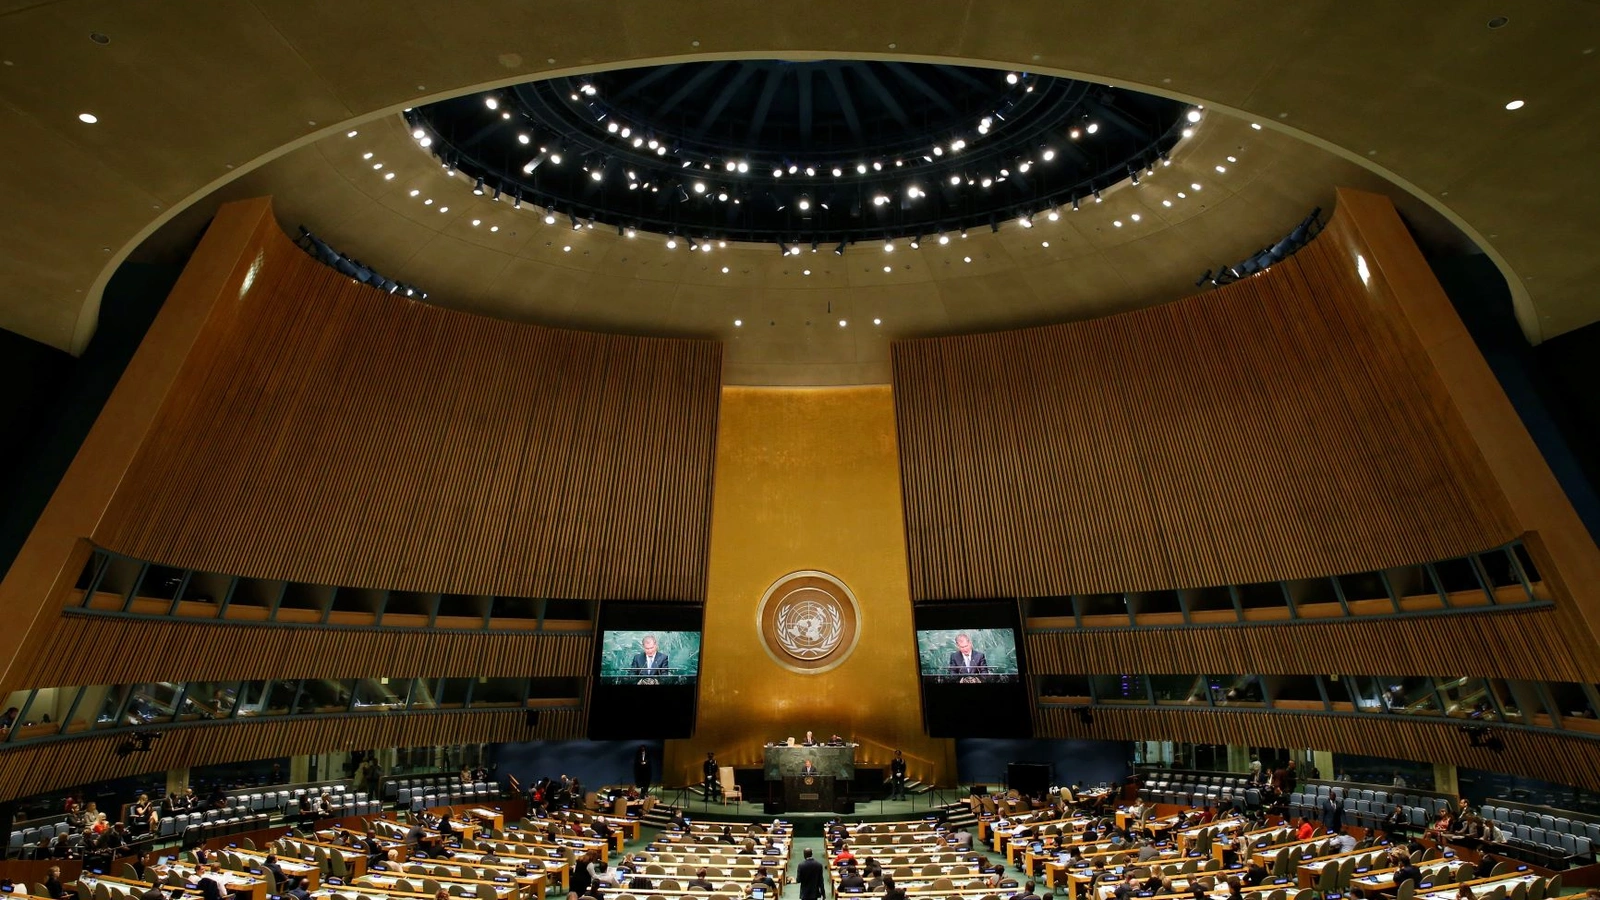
[782,774,835,812]
[764,741,857,813]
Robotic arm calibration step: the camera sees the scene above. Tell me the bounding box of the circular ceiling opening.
[405,60,1190,247]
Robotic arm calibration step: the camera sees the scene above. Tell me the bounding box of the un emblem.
[757,571,861,674]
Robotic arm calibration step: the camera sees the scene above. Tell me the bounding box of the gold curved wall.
[664,387,955,787]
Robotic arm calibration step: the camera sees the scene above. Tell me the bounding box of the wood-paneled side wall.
[10,614,592,688]
[94,208,722,600]
[1025,606,1590,682]
[1036,705,1600,794]
[0,709,571,800]
[891,203,1517,600]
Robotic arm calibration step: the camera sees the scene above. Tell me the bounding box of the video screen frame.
[913,600,1032,738]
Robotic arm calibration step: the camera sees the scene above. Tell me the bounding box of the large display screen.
[914,601,1030,738]
[587,602,703,739]
[915,628,1020,682]
[597,630,702,684]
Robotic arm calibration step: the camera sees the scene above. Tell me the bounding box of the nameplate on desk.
[799,793,819,801]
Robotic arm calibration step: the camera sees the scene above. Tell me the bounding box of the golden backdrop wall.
[665,387,954,788]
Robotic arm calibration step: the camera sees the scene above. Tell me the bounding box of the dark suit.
[629,652,670,673]
[797,857,826,900]
[801,761,817,775]
[1321,796,1344,831]
[948,651,989,674]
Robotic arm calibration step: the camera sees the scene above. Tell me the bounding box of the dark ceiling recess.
[406,60,1190,248]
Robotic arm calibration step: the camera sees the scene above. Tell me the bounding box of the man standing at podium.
[947,634,988,675]
[630,635,670,674]
[801,758,818,776]
[889,750,908,800]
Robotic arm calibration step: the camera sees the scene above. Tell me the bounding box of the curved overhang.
[1,3,1593,360]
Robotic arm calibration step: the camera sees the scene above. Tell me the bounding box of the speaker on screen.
[587,602,704,739]
[915,600,1031,737]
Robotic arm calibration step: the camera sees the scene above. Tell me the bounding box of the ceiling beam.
[692,63,760,141]
[882,63,957,117]
[853,64,911,127]
[745,67,786,143]
[824,65,862,143]
[655,62,732,118]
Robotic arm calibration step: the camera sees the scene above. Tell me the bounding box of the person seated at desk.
[803,731,817,746]
[1331,831,1357,853]
[1295,817,1314,841]
[829,734,846,746]
[1243,862,1268,887]
[1013,879,1042,900]
[44,867,68,900]
[439,814,457,837]
[1391,851,1421,889]
[951,827,974,851]
[717,825,737,845]
[882,877,907,900]
[282,877,312,900]
[686,868,716,891]
[749,867,777,891]
[839,864,866,892]
[834,845,855,866]
[1136,839,1160,862]
[1383,804,1409,839]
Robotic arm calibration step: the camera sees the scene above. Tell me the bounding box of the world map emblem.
[757,571,861,674]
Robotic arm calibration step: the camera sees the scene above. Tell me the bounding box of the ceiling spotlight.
[938,234,950,245]
[703,244,713,253]
[906,186,922,199]
[1186,109,1202,123]
[1019,215,1032,228]
[693,182,706,193]
[1130,170,1141,186]
[1018,161,1032,173]
[834,240,847,256]
[716,192,728,201]
[773,168,784,178]
[737,161,749,173]
[666,238,678,249]
[591,169,604,181]
[1086,123,1099,134]
[873,194,890,206]
[910,237,920,249]
[1071,196,1080,211]
[472,178,484,195]
[872,161,882,171]
[884,241,895,252]
[803,269,812,275]
[833,167,844,177]
[607,122,619,133]
[625,227,636,238]
[856,163,868,174]
[1042,148,1056,161]
[933,146,944,156]
[798,197,811,211]
[1070,128,1081,140]
[656,146,666,155]
[949,174,961,185]
[1006,72,1020,84]
[550,153,563,165]
[1047,209,1060,221]
[725,160,737,172]
[484,97,499,110]
[544,212,556,225]
[1094,189,1102,203]
[805,167,816,177]
[518,133,530,144]
[1505,99,1525,110]
[980,177,993,188]
[413,128,426,139]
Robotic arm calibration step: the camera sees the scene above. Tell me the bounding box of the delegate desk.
[764,743,857,813]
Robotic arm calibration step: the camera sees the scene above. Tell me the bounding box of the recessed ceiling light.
[734,319,742,327]
[1130,214,1140,222]
[383,172,394,180]
[873,318,881,326]
[1191,183,1203,191]
[77,112,98,124]
[803,269,811,276]
[883,266,891,273]
[438,206,448,213]
[346,130,359,138]
[1113,220,1123,228]
[1215,165,1227,173]
[963,256,971,263]
[839,320,847,327]
[410,189,420,197]
[1162,200,1172,207]
[471,219,481,226]
[721,266,729,274]
[490,226,499,232]
[1504,99,1525,110]
[1041,241,1050,248]
[562,245,571,252]
[1186,109,1202,123]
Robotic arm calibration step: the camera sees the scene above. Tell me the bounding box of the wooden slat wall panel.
[891,204,1518,600]
[1025,607,1591,682]
[11,613,592,687]
[93,219,721,600]
[1036,705,1600,794]
[0,710,574,799]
